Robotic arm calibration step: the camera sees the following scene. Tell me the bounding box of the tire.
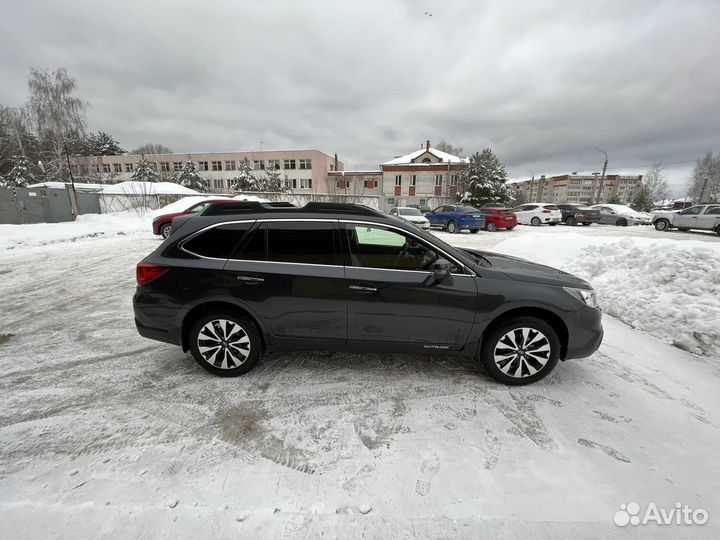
[189,312,261,377]
[549,222,557,226]
[469,228,480,234]
[447,220,458,234]
[654,219,670,231]
[160,223,172,239]
[565,216,576,226]
[506,226,516,230]
[480,317,560,385]
[530,217,542,227]
[581,222,592,226]
[616,218,628,227]
[485,222,496,232]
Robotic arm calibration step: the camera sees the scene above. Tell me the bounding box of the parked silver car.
[589,204,652,226]
[653,204,720,235]
[388,206,431,229]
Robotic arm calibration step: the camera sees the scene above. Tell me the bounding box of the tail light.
[459,212,471,217]
[542,210,550,214]
[582,211,592,216]
[137,263,168,285]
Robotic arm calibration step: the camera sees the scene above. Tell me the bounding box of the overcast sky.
[2,0,719,194]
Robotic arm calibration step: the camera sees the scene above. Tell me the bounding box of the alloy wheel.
[197,319,250,369]
[493,327,551,378]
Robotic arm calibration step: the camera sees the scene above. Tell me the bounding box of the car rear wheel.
[530,217,541,226]
[506,226,516,230]
[447,220,458,234]
[160,223,172,239]
[469,228,480,234]
[581,222,592,226]
[565,216,576,226]
[480,317,560,385]
[485,222,496,232]
[189,313,261,377]
[616,218,628,227]
[654,219,670,231]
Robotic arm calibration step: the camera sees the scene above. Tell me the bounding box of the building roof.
[382,147,468,165]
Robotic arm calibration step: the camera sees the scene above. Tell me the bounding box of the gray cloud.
[2,0,718,194]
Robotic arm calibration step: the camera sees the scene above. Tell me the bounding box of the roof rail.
[301,202,384,216]
[200,201,281,215]
[200,200,384,217]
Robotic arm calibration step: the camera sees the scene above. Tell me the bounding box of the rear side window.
[705,206,720,215]
[543,205,559,210]
[182,223,253,259]
[267,221,338,265]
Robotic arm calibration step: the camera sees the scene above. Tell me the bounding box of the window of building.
[422,158,431,164]
[299,158,312,170]
[212,161,222,171]
[160,162,170,172]
[198,161,209,171]
[173,162,183,171]
[266,221,337,265]
[300,178,312,189]
[268,159,280,170]
[253,160,264,170]
[102,164,111,173]
[125,163,134,172]
[287,179,297,190]
[149,162,158,171]
[435,175,443,186]
[450,175,458,186]
[183,223,253,259]
[225,160,236,171]
[395,175,402,186]
[284,159,296,170]
[364,179,378,189]
[113,163,122,173]
[410,175,417,186]
[213,179,224,189]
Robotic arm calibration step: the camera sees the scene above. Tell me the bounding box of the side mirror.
[431,258,452,283]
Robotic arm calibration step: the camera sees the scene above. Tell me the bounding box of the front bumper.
[564,305,603,360]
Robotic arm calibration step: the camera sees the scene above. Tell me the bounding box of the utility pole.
[595,148,608,204]
[527,170,535,202]
[64,142,81,217]
[260,141,264,152]
[698,176,710,204]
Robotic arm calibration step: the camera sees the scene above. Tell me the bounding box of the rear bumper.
[151,220,162,235]
[576,215,600,223]
[458,217,485,229]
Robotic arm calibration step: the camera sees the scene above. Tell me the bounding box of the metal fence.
[0,187,96,224]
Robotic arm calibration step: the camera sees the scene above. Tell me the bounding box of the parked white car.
[653,204,720,235]
[388,206,431,229]
[512,203,562,226]
[589,204,652,226]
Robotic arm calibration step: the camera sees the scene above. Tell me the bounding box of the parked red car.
[482,207,518,231]
[152,197,232,238]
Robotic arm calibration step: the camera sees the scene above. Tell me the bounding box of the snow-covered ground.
[1,217,719,539]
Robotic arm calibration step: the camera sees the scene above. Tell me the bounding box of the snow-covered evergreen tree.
[630,185,653,212]
[131,157,160,183]
[261,162,289,192]
[171,160,209,192]
[0,155,35,188]
[458,148,511,205]
[230,159,258,192]
[83,131,125,156]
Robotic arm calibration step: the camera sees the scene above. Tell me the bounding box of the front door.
[698,206,720,230]
[341,222,478,350]
[674,206,704,228]
[224,220,347,345]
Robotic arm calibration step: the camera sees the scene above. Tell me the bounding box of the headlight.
[563,286,598,308]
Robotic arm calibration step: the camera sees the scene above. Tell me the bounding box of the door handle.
[349,284,377,293]
[237,275,264,283]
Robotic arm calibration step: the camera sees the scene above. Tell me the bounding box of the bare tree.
[131,143,172,155]
[687,151,720,203]
[644,162,670,204]
[434,139,464,157]
[27,68,88,181]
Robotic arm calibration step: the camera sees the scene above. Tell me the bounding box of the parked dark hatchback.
[556,204,601,226]
[134,202,603,385]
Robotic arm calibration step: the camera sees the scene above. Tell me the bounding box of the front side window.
[345,224,455,272]
[182,223,253,259]
[680,206,703,215]
[705,206,720,215]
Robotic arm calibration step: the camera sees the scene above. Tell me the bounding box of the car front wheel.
[189,313,261,377]
[616,218,628,227]
[565,216,576,226]
[654,219,670,231]
[480,317,560,385]
[160,223,172,239]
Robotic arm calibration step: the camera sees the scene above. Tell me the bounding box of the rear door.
[223,219,347,345]
[341,221,478,350]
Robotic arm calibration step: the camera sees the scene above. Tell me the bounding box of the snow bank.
[491,234,720,358]
[101,181,199,195]
[0,212,150,252]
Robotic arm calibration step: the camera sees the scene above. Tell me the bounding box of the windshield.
[399,208,422,216]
